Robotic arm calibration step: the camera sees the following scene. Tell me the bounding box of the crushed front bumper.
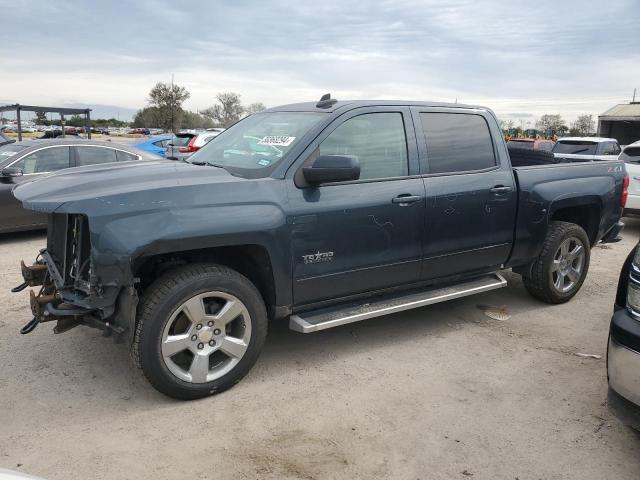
[16,252,104,334]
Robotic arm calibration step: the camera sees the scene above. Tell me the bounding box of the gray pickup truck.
[12,96,627,399]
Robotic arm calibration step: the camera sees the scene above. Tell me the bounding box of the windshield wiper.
[569,148,591,154]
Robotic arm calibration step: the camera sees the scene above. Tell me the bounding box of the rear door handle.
[490,185,513,195]
[392,194,423,206]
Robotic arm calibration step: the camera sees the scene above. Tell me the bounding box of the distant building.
[598,102,640,146]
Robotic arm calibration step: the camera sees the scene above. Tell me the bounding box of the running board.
[289,273,507,333]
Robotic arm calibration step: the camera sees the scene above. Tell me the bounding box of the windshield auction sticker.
[257,136,295,147]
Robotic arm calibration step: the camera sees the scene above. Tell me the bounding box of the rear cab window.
[419,112,497,174]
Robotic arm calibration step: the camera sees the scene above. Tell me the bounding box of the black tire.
[522,221,591,304]
[507,146,557,167]
[132,263,268,400]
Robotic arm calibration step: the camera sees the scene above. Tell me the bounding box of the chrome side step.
[289,273,507,333]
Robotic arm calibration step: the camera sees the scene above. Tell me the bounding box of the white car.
[552,137,621,162]
[621,140,640,213]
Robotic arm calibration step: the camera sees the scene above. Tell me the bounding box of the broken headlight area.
[14,214,121,336]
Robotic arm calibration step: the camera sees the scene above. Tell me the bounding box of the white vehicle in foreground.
[553,137,621,162]
[621,140,640,213]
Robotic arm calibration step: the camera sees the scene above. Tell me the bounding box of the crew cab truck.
[12,96,627,400]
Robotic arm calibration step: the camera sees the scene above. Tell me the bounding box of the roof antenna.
[316,93,338,108]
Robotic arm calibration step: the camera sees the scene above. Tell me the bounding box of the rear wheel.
[132,263,268,400]
[522,221,590,304]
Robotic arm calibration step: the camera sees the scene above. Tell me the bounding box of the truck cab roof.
[265,99,487,114]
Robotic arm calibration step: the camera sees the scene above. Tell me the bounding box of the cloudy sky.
[1,0,638,122]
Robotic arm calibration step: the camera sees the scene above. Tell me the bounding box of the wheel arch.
[549,198,602,246]
[132,243,280,318]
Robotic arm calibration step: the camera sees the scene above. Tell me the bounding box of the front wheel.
[132,263,268,400]
[522,221,591,304]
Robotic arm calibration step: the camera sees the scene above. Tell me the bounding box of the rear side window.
[420,113,496,174]
[599,141,621,156]
[76,146,118,166]
[116,150,140,162]
[319,112,408,180]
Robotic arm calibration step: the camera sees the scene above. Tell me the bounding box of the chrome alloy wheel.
[160,291,251,383]
[551,237,586,293]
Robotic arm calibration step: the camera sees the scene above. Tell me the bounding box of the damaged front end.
[14,213,130,337]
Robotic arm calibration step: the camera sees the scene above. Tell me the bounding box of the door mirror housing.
[302,155,360,185]
[1,166,23,177]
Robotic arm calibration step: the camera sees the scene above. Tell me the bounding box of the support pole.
[86,110,91,139]
[60,114,65,138]
[16,105,22,142]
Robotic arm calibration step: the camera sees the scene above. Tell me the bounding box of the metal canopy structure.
[0,103,92,141]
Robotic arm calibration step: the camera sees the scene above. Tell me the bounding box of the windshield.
[188,112,325,175]
[553,140,597,155]
[0,143,29,158]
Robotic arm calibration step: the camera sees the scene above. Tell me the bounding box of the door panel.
[287,107,425,306]
[412,108,517,280]
[422,169,516,279]
[0,175,47,231]
[0,146,70,231]
[289,178,426,304]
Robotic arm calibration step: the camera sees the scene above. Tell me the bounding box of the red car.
[507,138,555,152]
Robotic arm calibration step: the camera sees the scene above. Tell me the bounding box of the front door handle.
[490,185,513,195]
[392,194,423,206]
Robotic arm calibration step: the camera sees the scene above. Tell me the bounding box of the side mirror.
[302,155,360,185]
[1,167,23,177]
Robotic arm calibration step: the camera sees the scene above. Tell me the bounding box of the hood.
[13,160,241,213]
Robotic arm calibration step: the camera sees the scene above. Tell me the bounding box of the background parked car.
[553,137,621,162]
[39,129,79,139]
[0,139,159,233]
[620,140,640,215]
[129,128,150,135]
[164,132,196,160]
[176,130,223,157]
[608,242,640,431]
[506,138,555,152]
[134,134,173,157]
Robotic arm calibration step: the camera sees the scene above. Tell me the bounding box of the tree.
[146,81,191,131]
[181,110,215,129]
[34,111,48,126]
[201,92,245,127]
[570,114,595,136]
[536,114,567,136]
[245,102,266,116]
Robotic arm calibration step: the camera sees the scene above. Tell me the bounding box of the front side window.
[76,146,118,166]
[319,112,408,180]
[13,147,70,174]
[420,113,496,174]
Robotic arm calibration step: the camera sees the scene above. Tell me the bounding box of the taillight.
[622,174,629,208]
[178,137,199,153]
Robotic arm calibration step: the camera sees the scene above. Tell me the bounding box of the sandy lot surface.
[1,218,639,480]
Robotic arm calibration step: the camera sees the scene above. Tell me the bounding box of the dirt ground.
[1,218,639,480]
